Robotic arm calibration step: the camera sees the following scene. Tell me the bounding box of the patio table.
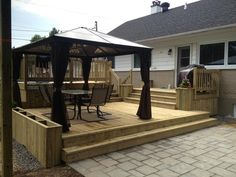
[62,89,92,120]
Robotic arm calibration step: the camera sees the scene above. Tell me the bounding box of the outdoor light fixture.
[168,49,172,55]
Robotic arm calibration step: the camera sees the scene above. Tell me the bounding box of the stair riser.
[124,98,176,109]
[132,90,176,97]
[63,114,209,148]
[62,120,219,162]
[130,94,176,103]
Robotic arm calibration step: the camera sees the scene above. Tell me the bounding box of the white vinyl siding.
[114,55,132,71]
[151,47,175,70]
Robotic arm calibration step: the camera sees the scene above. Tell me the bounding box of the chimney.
[161,2,170,12]
[151,1,170,14]
[151,1,162,14]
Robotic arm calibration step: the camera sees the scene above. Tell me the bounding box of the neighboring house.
[109,0,236,117]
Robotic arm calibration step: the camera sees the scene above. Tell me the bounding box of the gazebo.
[13,27,152,132]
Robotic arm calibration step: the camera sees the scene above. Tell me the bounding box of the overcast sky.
[12,0,200,47]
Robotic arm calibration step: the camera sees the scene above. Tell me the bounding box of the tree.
[30,34,45,43]
[49,27,59,36]
[30,27,60,43]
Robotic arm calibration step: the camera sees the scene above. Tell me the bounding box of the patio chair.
[77,85,109,121]
[106,84,114,103]
[86,84,113,114]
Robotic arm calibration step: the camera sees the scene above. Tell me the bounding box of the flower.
[179,78,191,88]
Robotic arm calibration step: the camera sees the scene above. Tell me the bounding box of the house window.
[133,54,141,68]
[200,43,225,65]
[228,41,236,65]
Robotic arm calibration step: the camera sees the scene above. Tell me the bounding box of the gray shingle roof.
[109,0,236,41]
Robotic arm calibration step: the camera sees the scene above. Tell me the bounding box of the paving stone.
[127,152,149,161]
[86,171,110,177]
[160,157,180,166]
[117,157,132,163]
[164,148,181,155]
[145,174,161,177]
[93,155,109,161]
[179,156,197,164]
[169,162,195,174]
[141,144,157,150]
[217,147,234,154]
[218,162,233,169]
[192,161,213,170]
[195,155,222,166]
[89,164,106,172]
[130,159,144,166]
[138,148,153,155]
[184,168,213,177]
[156,169,179,177]
[155,163,171,171]
[186,148,207,156]
[219,156,236,164]
[117,161,137,171]
[107,168,130,177]
[153,151,171,158]
[73,159,101,169]
[136,165,157,175]
[128,169,145,177]
[99,158,119,167]
[227,164,236,173]
[107,152,126,160]
[209,167,236,177]
[205,150,225,159]
[143,158,161,167]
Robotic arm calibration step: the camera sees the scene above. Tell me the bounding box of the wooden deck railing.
[21,56,112,83]
[193,68,220,97]
[121,69,133,85]
[110,69,121,95]
[177,68,220,115]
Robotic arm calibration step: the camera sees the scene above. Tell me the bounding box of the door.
[177,46,190,74]
[176,46,190,86]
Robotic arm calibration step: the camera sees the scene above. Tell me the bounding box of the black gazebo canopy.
[13,27,152,132]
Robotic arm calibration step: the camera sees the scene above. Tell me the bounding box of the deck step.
[130,93,176,103]
[62,118,219,163]
[124,97,176,109]
[133,88,176,97]
[62,112,209,148]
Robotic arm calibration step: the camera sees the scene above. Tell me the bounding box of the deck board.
[27,102,208,137]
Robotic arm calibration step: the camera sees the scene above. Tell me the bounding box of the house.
[109,0,236,117]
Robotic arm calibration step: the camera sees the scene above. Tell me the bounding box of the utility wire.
[12,37,30,41]
[12,28,49,32]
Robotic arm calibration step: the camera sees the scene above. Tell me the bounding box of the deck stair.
[61,112,219,163]
[124,88,177,109]
[109,92,123,102]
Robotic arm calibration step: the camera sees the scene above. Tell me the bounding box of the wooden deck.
[28,102,208,136]
[27,102,219,163]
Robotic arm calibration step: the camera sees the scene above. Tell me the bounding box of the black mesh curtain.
[81,57,92,90]
[50,41,70,132]
[136,51,152,119]
[12,52,22,107]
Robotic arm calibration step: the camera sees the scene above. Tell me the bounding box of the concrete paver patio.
[69,123,236,177]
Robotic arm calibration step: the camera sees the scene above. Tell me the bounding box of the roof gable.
[109,0,236,41]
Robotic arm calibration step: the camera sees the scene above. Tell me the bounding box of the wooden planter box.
[12,107,62,168]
